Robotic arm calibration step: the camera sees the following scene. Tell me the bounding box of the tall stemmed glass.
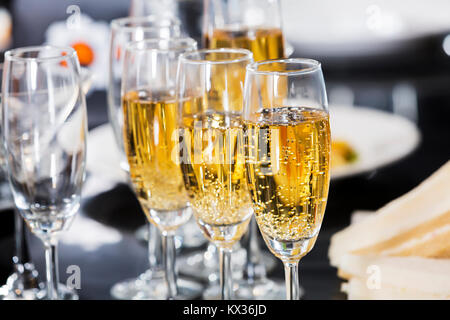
[108,15,181,300]
[177,48,254,299]
[122,38,202,299]
[202,0,288,299]
[243,59,331,300]
[2,46,88,300]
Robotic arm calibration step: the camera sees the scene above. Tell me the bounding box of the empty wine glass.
[2,45,88,300]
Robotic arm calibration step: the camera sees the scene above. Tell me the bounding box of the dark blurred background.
[0,0,449,299]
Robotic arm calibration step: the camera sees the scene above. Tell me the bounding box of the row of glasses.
[175,51,331,299]
[114,0,291,299]
[0,8,329,301]
[0,42,330,303]
[119,4,330,299]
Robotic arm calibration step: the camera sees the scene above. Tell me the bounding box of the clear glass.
[177,48,254,299]
[243,59,331,300]
[203,0,286,61]
[122,38,202,299]
[129,0,180,19]
[108,15,182,300]
[2,46,88,300]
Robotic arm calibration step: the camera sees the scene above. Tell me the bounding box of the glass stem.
[243,216,265,283]
[14,210,30,265]
[44,240,59,300]
[219,246,233,300]
[148,222,163,274]
[283,261,300,300]
[162,233,178,299]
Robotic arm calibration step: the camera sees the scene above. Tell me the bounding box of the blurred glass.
[203,0,286,61]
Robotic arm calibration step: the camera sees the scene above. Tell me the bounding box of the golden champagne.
[204,27,285,61]
[179,112,252,247]
[245,107,331,247]
[122,90,194,230]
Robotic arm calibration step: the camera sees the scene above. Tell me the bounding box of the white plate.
[282,0,450,57]
[86,107,420,182]
[330,106,420,179]
[86,124,127,183]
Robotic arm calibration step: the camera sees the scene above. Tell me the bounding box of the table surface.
[0,62,449,299]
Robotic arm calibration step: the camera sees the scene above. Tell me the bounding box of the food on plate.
[331,140,358,169]
[339,254,450,300]
[329,161,450,299]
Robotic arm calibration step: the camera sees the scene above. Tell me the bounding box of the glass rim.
[247,58,321,76]
[4,45,77,63]
[125,37,197,53]
[111,15,181,31]
[179,48,254,65]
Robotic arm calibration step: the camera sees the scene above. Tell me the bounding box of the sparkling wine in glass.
[109,15,182,171]
[122,38,202,299]
[2,45,88,300]
[243,58,331,300]
[108,15,182,300]
[177,48,254,299]
[203,0,286,62]
[202,0,289,299]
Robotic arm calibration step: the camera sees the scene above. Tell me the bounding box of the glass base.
[177,246,246,282]
[135,226,184,251]
[110,270,166,300]
[202,279,292,300]
[202,283,238,300]
[234,278,290,300]
[37,284,79,300]
[111,271,203,300]
[168,277,204,300]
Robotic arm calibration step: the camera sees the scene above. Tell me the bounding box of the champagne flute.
[2,45,88,300]
[203,0,288,299]
[177,48,254,299]
[203,0,286,61]
[108,15,181,300]
[122,37,202,299]
[243,58,331,300]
